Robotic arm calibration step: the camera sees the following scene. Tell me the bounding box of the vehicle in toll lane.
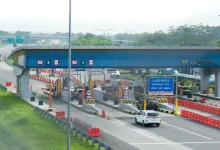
[136,98,158,111]
[135,110,161,127]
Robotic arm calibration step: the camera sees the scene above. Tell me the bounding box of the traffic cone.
[80,121,83,126]
[71,117,74,123]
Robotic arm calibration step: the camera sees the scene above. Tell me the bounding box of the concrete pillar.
[21,69,30,99]
[200,68,209,94]
[215,68,220,97]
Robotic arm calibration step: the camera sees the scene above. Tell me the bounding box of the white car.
[135,110,161,127]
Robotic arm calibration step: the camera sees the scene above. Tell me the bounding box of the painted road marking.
[162,121,212,140]
[131,141,220,145]
[115,118,160,141]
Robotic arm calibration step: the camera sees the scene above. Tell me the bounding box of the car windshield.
[147,113,159,116]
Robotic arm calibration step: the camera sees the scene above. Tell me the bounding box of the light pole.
[126,29,135,44]
[94,28,114,83]
[67,0,71,149]
[95,28,115,37]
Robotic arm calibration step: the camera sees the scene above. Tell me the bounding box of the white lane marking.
[131,141,220,145]
[162,121,212,140]
[114,118,160,141]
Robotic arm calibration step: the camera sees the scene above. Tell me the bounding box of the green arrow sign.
[46,60,51,65]
[158,70,164,75]
[16,35,22,39]
[16,38,24,44]
[7,38,15,43]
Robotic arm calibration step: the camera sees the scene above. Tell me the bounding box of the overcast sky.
[0,0,219,34]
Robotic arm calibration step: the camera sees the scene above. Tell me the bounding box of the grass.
[6,58,14,66]
[0,89,100,150]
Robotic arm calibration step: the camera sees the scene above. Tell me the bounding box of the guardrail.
[34,107,114,150]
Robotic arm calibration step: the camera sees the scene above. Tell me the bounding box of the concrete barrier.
[158,103,174,111]
[119,100,139,113]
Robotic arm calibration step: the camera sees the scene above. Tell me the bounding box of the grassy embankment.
[0,89,99,150]
[5,53,14,66]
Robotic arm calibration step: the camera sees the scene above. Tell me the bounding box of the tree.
[72,33,119,46]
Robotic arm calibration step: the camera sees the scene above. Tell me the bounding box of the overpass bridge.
[0,36,130,43]
[11,45,220,97]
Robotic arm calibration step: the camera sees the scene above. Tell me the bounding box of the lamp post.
[67,0,72,149]
[126,29,135,44]
[94,28,114,83]
[95,28,115,37]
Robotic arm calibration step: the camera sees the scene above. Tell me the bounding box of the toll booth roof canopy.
[12,46,220,53]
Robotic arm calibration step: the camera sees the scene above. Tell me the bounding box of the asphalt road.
[1,46,220,150]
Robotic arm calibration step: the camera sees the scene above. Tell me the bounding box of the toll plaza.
[12,46,220,112]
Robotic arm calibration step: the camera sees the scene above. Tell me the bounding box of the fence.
[34,107,114,150]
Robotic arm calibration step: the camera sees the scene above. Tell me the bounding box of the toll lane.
[117,114,220,150]
[41,96,194,150]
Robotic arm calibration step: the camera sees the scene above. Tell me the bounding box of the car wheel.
[135,118,137,124]
[142,121,145,127]
[156,123,160,127]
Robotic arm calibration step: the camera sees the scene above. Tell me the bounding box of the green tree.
[72,33,118,46]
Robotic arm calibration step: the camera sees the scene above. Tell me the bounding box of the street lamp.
[95,28,115,36]
[94,28,114,83]
[67,0,72,149]
[126,29,135,44]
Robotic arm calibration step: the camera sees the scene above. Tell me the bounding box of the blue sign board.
[25,51,220,68]
[148,77,174,96]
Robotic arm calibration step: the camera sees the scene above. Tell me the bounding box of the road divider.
[158,108,174,114]
[178,99,220,115]
[168,98,220,115]
[96,100,136,115]
[180,109,220,129]
[43,91,101,116]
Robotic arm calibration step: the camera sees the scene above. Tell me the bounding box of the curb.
[158,108,174,114]
[96,100,136,115]
[178,96,201,102]
[193,93,220,101]
[43,92,101,116]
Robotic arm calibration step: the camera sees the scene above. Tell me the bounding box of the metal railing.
[34,107,114,150]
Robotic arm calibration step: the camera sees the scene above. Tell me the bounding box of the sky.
[0,0,220,34]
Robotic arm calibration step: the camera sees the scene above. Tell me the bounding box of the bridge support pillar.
[200,68,209,94]
[215,68,220,97]
[21,69,30,99]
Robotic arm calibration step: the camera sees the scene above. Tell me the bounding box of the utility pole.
[67,0,71,149]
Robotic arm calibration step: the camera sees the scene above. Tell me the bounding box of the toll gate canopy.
[12,46,220,68]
